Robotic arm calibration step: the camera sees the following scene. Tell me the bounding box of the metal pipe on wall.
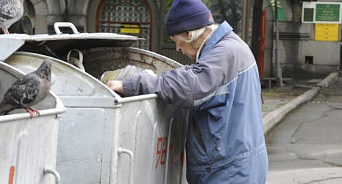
[275,0,283,87]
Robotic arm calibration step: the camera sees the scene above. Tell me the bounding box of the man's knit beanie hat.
[165,0,214,36]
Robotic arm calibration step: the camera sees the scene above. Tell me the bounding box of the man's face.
[171,32,197,59]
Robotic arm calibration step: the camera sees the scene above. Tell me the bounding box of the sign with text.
[302,2,342,23]
[315,23,339,41]
[316,4,341,22]
[120,24,140,34]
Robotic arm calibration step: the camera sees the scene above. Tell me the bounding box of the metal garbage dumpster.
[0,62,66,184]
[1,26,188,184]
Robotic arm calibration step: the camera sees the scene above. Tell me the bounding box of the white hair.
[174,24,219,44]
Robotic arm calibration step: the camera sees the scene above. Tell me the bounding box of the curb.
[316,72,339,88]
[263,72,339,135]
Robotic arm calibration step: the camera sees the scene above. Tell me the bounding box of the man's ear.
[181,31,191,40]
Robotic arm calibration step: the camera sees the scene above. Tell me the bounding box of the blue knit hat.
[165,0,214,36]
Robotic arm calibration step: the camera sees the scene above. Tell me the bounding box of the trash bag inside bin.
[100,65,156,84]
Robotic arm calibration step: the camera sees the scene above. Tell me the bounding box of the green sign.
[316,4,340,22]
[267,0,286,21]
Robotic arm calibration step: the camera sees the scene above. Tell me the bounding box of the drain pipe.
[275,0,283,87]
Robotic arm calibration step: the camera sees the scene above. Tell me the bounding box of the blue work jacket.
[124,21,268,183]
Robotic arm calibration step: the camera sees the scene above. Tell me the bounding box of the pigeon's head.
[36,59,52,81]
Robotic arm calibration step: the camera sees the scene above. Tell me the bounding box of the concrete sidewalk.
[264,73,342,184]
[261,72,340,136]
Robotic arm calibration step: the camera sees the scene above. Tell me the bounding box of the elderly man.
[107,0,268,183]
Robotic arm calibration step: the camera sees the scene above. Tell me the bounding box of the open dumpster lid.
[0,22,142,61]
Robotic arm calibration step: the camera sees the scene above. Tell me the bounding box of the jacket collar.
[197,21,233,60]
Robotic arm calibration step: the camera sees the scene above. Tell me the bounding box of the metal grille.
[98,0,151,50]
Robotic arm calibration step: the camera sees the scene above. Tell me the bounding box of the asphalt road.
[266,76,342,184]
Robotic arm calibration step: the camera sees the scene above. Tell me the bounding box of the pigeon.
[0,59,52,118]
[0,0,24,34]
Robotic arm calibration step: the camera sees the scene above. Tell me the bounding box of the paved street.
[266,76,342,184]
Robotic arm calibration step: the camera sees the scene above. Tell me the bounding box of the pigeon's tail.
[0,101,16,115]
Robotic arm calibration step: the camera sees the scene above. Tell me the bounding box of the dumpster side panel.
[57,108,114,184]
[0,115,59,184]
[115,99,187,184]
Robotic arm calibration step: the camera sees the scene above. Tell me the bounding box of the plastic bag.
[100,65,156,84]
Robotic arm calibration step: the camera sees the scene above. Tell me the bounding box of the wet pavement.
[264,74,342,184]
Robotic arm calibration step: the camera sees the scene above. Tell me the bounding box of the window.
[97,0,151,50]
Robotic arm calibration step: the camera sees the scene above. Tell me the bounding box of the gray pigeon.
[0,59,52,118]
[0,0,24,34]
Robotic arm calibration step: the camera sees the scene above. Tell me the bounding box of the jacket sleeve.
[123,46,231,108]
[123,65,193,108]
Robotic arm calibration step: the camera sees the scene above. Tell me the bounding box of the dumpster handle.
[43,167,61,184]
[118,147,134,184]
[67,49,85,71]
[67,49,83,62]
[54,22,80,35]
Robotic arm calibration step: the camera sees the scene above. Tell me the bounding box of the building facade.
[14,0,340,79]
[264,0,342,79]
[19,0,254,65]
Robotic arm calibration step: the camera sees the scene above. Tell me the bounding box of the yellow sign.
[120,24,140,34]
[120,28,140,34]
[315,23,339,41]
